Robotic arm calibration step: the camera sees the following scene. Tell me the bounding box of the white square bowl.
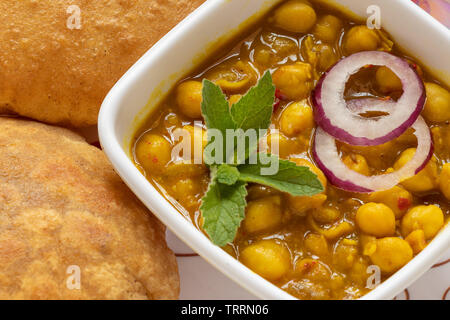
[99,0,450,300]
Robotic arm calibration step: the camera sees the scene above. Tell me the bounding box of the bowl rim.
[99,0,450,300]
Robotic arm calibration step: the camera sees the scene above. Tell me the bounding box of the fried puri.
[0,117,179,299]
[0,0,205,127]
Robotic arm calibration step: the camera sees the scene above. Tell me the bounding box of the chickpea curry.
[132,0,450,300]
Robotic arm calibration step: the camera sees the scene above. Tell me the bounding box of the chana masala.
[132,0,450,299]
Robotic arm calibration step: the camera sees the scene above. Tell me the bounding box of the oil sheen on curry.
[132,0,450,299]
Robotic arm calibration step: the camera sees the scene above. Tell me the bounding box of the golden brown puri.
[0,117,179,300]
[0,0,205,127]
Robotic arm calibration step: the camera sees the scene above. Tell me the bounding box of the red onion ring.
[312,116,433,193]
[313,51,425,146]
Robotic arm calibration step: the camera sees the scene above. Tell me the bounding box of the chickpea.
[440,163,450,200]
[247,184,279,201]
[176,80,203,119]
[272,0,317,33]
[206,60,256,93]
[289,194,327,216]
[181,125,207,163]
[279,100,315,137]
[311,206,340,224]
[254,33,293,65]
[313,15,342,43]
[270,33,299,57]
[342,154,370,176]
[405,229,427,255]
[432,126,450,161]
[262,132,299,159]
[240,240,291,281]
[244,196,283,234]
[368,237,413,273]
[135,133,172,173]
[393,148,438,193]
[272,62,313,101]
[333,241,358,271]
[253,46,273,69]
[315,44,338,71]
[316,221,354,240]
[304,233,329,257]
[329,274,345,292]
[172,178,201,210]
[369,186,412,219]
[356,203,396,237]
[228,94,242,106]
[253,34,298,69]
[173,178,197,195]
[422,83,450,123]
[295,258,331,281]
[376,66,402,94]
[288,158,327,214]
[164,161,208,179]
[401,205,444,239]
[349,257,370,286]
[360,234,377,255]
[344,26,380,55]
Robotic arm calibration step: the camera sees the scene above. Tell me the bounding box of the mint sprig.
[200,71,323,246]
[216,164,240,186]
[230,71,274,133]
[239,154,323,196]
[201,80,236,164]
[200,169,248,247]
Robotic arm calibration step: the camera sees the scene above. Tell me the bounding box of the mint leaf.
[229,71,275,164]
[230,71,275,133]
[201,79,235,133]
[200,174,247,247]
[201,79,236,164]
[216,164,240,185]
[238,154,324,196]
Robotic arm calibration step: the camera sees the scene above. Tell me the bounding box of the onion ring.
[312,116,433,193]
[312,51,425,146]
